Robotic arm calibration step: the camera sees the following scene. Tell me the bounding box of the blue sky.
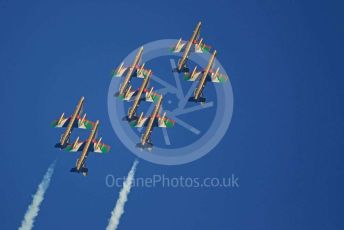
[0,0,343,229]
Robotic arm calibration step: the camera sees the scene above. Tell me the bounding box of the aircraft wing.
[51,116,94,129]
[184,67,228,83]
[64,139,110,153]
[112,63,150,79]
[149,115,175,128]
[171,39,187,53]
[52,116,72,128]
[64,141,85,152]
[120,88,160,102]
[171,38,211,54]
[130,114,174,128]
[192,39,211,53]
[90,140,111,153]
[121,88,138,101]
[157,115,175,128]
[112,63,128,77]
[208,68,228,83]
[144,89,161,102]
[130,116,149,128]
[77,116,95,129]
[132,66,151,79]
[184,70,202,81]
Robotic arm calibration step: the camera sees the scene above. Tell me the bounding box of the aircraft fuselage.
[128,71,151,120]
[60,96,84,147]
[194,50,217,101]
[76,120,99,171]
[141,96,163,146]
[177,21,201,72]
[119,47,144,96]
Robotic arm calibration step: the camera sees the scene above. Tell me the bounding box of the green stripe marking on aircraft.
[101,145,110,153]
[184,73,191,80]
[219,77,226,83]
[152,94,161,102]
[65,145,73,152]
[202,46,211,52]
[84,121,93,130]
[111,69,116,77]
[165,120,174,128]
[130,121,137,127]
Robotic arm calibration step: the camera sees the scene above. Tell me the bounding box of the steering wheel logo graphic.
[108,39,234,165]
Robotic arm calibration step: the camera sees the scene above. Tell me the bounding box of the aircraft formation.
[113,47,175,150]
[52,97,110,176]
[51,21,228,174]
[113,21,228,150]
[171,21,228,103]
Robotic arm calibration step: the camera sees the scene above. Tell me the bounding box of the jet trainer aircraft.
[185,50,228,103]
[123,70,160,121]
[52,97,95,149]
[65,120,110,176]
[113,46,151,97]
[171,21,212,73]
[130,96,175,150]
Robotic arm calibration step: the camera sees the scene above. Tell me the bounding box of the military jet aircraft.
[52,97,95,149]
[184,50,228,103]
[171,21,211,73]
[130,96,174,150]
[65,120,110,176]
[112,46,151,97]
[121,70,160,121]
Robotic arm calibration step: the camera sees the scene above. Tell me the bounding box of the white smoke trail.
[19,161,56,230]
[106,160,139,230]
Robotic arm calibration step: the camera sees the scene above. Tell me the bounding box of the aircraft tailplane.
[136,142,153,151]
[123,115,138,122]
[54,142,67,149]
[189,96,206,103]
[70,167,89,176]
